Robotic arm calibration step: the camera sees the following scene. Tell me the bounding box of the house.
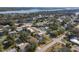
[69,35,79,45]
[75,12,79,16]
[2,40,12,49]
[3,25,10,29]
[6,48,17,52]
[16,43,29,52]
[70,37,79,45]
[34,34,44,42]
[75,24,79,29]
[8,31,17,34]
[27,27,34,32]
[74,19,79,23]
[57,18,63,22]
[3,25,11,32]
[73,25,79,36]
[16,27,23,32]
[27,36,38,44]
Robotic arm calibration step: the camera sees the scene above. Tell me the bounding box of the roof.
[69,35,79,44]
[70,38,79,44]
[75,25,79,29]
[28,36,38,43]
[16,43,29,52]
[74,19,79,22]
[6,48,17,52]
[16,27,23,31]
[9,31,17,34]
[3,25,9,28]
[0,29,3,31]
[27,27,34,32]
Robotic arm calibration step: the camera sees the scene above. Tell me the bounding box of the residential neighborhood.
[0,8,79,52]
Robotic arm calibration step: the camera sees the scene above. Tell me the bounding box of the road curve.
[35,34,66,52]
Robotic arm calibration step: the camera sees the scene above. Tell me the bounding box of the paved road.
[35,33,66,52]
[28,24,67,52]
[71,45,79,52]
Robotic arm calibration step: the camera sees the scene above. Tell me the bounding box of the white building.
[70,36,79,45]
[16,27,23,32]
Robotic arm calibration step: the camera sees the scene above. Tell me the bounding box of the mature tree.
[26,43,37,52]
[19,30,31,43]
[3,29,8,35]
[3,35,15,49]
[0,43,3,52]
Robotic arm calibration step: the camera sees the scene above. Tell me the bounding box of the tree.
[0,43,3,52]
[3,29,8,35]
[48,30,59,38]
[66,42,72,48]
[3,35,15,49]
[58,47,72,52]
[26,43,37,52]
[57,27,65,35]
[19,31,30,43]
[32,20,38,26]
[61,18,70,26]
[10,25,16,31]
[8,20,15,26]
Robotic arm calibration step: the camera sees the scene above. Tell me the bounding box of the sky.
[0,0,78,7]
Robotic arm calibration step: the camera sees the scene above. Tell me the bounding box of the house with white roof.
[16,27,23,32]
[69,35,79,45]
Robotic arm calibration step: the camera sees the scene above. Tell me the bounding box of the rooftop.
[70,38,79,44]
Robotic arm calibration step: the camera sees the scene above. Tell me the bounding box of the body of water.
[0,9,65,14]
